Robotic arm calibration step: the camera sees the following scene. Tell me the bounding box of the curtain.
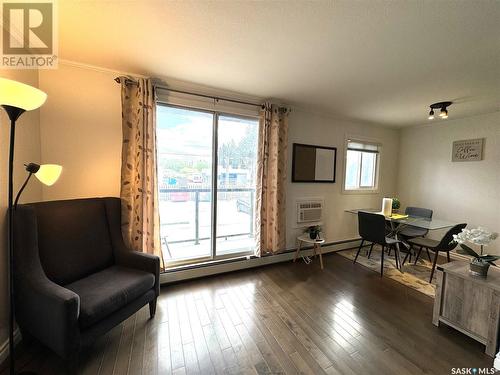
[255,103,290,256]
[119,77,164,269]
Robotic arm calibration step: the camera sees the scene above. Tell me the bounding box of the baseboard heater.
[159,237,362,285]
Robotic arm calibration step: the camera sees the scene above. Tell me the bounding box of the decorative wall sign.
[452,138,484,162]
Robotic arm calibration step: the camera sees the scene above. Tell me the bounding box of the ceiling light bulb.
[439,108,448,118]
[428,109,434,120]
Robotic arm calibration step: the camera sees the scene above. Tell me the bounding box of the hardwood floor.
[7,253,493,374]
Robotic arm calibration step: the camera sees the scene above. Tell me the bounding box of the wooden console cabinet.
[433,261,500,357]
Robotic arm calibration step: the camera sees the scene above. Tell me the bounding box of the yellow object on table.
[390,213,409,220]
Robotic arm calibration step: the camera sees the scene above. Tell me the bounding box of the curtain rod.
[114,77,264,109]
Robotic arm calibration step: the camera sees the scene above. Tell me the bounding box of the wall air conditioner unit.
[297,199,323,224]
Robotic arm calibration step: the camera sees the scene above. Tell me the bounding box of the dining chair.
[400,207,433,237]
[403,223,467,282]
[397,206,433,262]
[354,211,402,276]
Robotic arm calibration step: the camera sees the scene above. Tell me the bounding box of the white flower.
[454,227,498,246]
[453,231,467,244]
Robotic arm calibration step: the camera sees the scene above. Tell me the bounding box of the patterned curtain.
[255,103,290,256]
[119,77,164,269]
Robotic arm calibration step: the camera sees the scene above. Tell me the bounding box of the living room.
[0,1,499,374]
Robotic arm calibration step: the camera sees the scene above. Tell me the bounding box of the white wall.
[38,63,122,200]
[37,63,402,251]
[286,109,400,248]
[397,111,500,254]
[0,69,42,352]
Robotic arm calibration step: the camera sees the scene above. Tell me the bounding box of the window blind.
[347,140,381,153]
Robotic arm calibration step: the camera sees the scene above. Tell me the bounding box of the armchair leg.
[149,298,157,319]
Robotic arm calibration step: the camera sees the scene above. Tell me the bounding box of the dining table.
[346,208,459,272]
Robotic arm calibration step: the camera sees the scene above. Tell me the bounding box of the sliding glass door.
[216,114,258,256]
[156,104,258,266]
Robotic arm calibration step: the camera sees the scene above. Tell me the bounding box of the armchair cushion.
[32,199,115,285]
[65,265,155,329]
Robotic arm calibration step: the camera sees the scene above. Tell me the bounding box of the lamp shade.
[35,164,62,186]
[0,77,47,111]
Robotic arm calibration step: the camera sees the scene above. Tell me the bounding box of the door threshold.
[160,238,362,284]
[164,255,256,273]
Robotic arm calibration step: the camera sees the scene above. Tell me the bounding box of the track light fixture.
[428,101,452,121]
[439,108,448,119]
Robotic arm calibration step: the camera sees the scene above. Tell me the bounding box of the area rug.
[338,246,436,298]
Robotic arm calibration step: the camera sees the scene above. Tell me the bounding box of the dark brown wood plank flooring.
[5,252,493,374]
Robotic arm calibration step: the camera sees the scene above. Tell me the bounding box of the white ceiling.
[59,1,500,127]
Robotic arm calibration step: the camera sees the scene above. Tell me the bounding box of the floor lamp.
[0,77,48,375]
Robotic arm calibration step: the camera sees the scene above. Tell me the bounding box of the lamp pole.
[8,117,16,375]
[3,105,25,375]
[0,78,47,375]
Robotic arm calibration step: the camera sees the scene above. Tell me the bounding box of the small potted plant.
[453,227,499,277]
[306,225,322,240]
[392,198,401,213]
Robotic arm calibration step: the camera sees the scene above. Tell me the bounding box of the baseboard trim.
[0,328,21,368]
[159,240,473,285]
[160,238,362,284]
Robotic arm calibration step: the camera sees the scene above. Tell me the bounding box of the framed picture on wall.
[452,138,485,162]
[292,143,337,183]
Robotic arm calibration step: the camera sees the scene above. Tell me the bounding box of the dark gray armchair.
[13,197,160,360]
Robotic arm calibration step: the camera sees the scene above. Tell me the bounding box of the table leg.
[294,240,302,262]
[392,221,404,273]
[317,243,324,270]
[313,243,317,258]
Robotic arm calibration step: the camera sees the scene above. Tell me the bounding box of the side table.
[294,234,326,270]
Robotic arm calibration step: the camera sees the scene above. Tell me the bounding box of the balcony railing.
[159,187,255,246]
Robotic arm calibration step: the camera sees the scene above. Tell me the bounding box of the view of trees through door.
[156,104,259,266]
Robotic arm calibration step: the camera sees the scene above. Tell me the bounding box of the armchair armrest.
[104,198,161,297]
[115,249,159,272]
[14,205,81,359]
[115,250,160,295]
[16,277,80,359]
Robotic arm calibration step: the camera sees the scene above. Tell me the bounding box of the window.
[344,140,380,191]
[156,103,259,267]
